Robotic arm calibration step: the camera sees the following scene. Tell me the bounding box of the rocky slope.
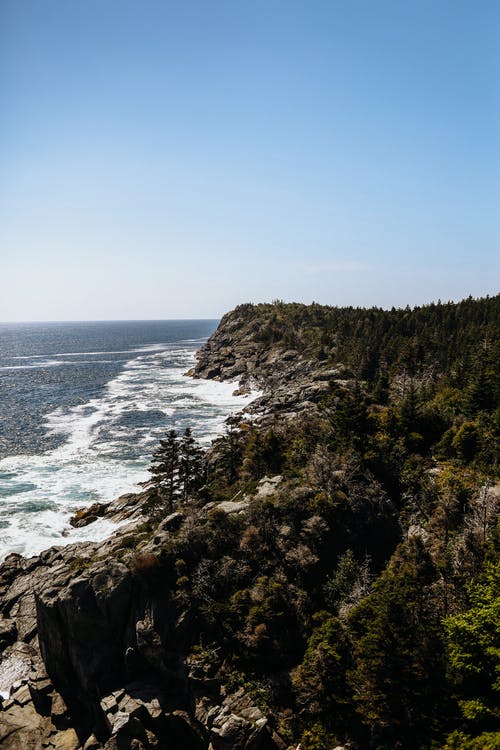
[1,307,322,750]
[1,298,497,750]
[0,303,442,749]
[191,304,350,422]
[0,483,290,750]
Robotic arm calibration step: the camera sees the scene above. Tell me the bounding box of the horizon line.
[0,317,222,325]
[1,291,498,325]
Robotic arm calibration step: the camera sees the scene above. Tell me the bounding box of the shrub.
[130,552,160,574]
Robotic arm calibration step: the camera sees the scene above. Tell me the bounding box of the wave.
[10,354,48,360]
[10,340,198,361]
[0,361,63,370]
[0,342,258,560]
[0,359,132,371]
[53,344,169,357]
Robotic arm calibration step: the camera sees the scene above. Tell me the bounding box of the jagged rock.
[104,492,149,524]
[214,499,249,515]
[196,688,275,750]
[0,642,35,697]
[255,476,282,498]
[157,511,185,533]
[0,699,50,749]
[12,683,31,707]
[100,693,120,715]
[108,710,131,734]
[82,735,100,750]
[135,614,166,674]
[70,503,111,528]
[50,692,71,728]
[0,532,285,748]
[212,713,248,747]
[50,728,81,750]
[190,306,343,424]
[195,697,222,727]
[30,557,135,738]
[28,676,53,716]
[4,586,39,642]
[0,618,16,649]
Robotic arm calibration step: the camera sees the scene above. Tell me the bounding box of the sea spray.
[0,323,258,560]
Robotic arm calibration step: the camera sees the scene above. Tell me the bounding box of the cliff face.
[1,298,498,750]
[192,304,348,421]
[0,307,306,750]
[0,305,376,750]
[0,503,285,750]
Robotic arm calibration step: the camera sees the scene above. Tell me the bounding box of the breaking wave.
[0,336,256,560]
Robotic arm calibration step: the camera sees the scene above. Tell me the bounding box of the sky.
[1,0,499,321]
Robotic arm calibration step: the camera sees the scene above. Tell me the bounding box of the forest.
[140,295,499,750]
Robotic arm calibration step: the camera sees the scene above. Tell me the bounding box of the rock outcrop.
[0,483,288,750]
[191,305,350,422]
[0,306,352,749]
[2,299,499,750]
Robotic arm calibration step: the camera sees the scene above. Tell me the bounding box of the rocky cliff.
[1,298,498,750]
[191,304,350,423]
[0,491,289,750]
[0,307,313,750]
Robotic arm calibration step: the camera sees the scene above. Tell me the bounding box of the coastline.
[0,340,259,562]
[0,298,498,750]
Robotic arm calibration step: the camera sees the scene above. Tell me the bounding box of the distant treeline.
[234,294,499,384]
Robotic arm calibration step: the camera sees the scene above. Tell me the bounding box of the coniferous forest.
[139,295,499,750]
[3,296,497,750]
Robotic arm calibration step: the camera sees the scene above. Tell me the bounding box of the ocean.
[0,320,254,560]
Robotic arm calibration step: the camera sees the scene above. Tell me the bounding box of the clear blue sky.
[1,0,498,320]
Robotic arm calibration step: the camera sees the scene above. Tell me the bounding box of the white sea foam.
[0,360,133,371]
[53,344,167,357]
[11,354,48,360]
[7,344,168,365]
[0,342,259,561]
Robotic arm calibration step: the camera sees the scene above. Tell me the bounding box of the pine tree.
[212,423,244,486]
[347,539,446,748]
[445,556,500,736]
[147,429,180,514]
[179,427,204,502]
[399,384,420,433]
[465,360,495,416]
[330,382,368,449]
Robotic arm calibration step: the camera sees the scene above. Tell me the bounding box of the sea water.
[0,320,255,560]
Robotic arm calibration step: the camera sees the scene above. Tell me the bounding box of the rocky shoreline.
[0,309,323,750]
[190,305,352,424]
[0,481,293,750]
[1,299,498,750]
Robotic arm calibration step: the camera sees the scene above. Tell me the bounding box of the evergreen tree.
[372,369,390,405]
[330,382,368,450]
[147,429,180,514]
[243,427,283,479]
[445,555,500,733]
[179,427,204,502]
[465,360,495,416]
[347,539,446,748]
[212,423,244,486]
[399,384,420,433]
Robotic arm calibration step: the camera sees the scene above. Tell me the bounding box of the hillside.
[194,296,499,421]
[0,295,499,750]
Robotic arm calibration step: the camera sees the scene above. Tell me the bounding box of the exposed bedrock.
[0,519,286,749]
[0,307,343,749]
[191,306,350,422]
